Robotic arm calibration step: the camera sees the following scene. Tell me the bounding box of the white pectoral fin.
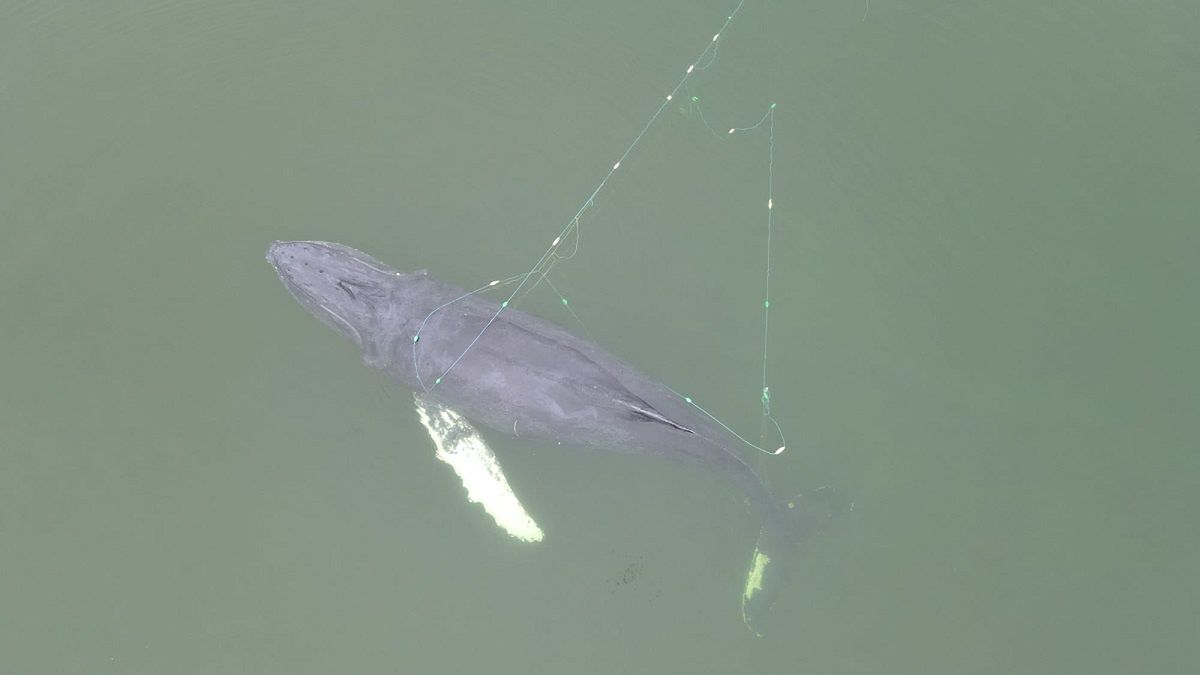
[413,395,544,543]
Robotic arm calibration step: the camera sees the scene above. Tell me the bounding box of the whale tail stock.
[740,485,847,636]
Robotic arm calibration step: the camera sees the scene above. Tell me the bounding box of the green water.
[2,1,1196,672]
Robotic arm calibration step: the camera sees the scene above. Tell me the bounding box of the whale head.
[267,240,415,366]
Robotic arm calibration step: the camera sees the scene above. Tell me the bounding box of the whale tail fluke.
[740,486,847,636]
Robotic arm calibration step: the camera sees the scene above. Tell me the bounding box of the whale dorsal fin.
[620,399,696,434]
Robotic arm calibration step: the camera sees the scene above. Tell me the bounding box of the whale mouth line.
[317,301,362,345]
[348,255,392,275]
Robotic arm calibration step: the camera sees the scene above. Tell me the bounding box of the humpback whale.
[266,240,835,634]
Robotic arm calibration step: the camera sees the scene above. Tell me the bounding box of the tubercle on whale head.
[266,241,427,367]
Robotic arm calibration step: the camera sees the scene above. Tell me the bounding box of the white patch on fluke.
[743,549,771,602]
[413,395,544,543]
[741,547,772,636]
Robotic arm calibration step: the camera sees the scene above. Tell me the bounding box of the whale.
[266,240,835,634]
